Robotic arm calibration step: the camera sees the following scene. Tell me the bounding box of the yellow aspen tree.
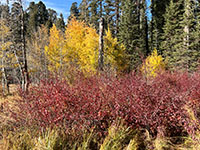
[64,18,99,73]
[45,24,65,73]
[45,19,99,75]
[46,18,127,75]
[104,27,127,73]
[64,18,87,66]
[141,48,165,78]
[78,26,99,73]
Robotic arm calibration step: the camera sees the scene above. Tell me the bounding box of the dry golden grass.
[0,135,9,150]
[0,84,20,150]
[0,84,20,103]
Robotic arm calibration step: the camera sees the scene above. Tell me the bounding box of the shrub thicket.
[9,71,200,139]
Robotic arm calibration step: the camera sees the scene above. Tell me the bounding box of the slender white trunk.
[98,17,104,71]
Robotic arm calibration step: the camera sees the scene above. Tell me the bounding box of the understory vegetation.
[1,70,200,149]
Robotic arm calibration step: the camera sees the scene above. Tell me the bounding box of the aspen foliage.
[45,18,127,75]
[45,18,99,74]
[45,24,65,73]
[65,18,98,73]
[104,27,127,72]
[141,49,165,78]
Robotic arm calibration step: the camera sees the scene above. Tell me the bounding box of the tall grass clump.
[100,120,139,150]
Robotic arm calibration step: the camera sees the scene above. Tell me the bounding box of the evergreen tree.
[89,0,99,29]
[27,1,49,34]
[161,0,184,70]
[139,0,149,56]
[56,13,65,32]
[114,0,120,35]
[150,0,170,53]
[27,2,37,34]
[68,2,79,21]
[103,0,122,37]
[0,4,9,20]
[118,0,147,71]
[78,0,121,35]
[36,1,49,25]
[79,0,90,23]
[46,8,57,29]
[11,2,23,45]
[161,0,200,71]
[180,0,200,71]
[193,1,200,58]
[104,0,115,33]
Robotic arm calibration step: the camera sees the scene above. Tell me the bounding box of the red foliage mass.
[12,71,200,136]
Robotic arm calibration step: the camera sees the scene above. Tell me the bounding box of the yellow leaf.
[141,48,165,78]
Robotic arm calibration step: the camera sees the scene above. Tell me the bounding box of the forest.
[0,0,200,149]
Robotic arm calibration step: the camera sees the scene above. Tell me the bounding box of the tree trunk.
[1,57,7,95]
[145,16,150,55]
[19,0,29,92]
[1,12,9,95]
[151,0,154,51]
[139,0,144,30]
[115,0,120,35]
[98,17,104,71]
[183,0,191,69]
[14,50,24,89]
[1,48,9,96]
[184,1,190,48]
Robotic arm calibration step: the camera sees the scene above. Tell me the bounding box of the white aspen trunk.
[98,17,104,71]
[14,50,24,90]
[139,0,144,30]
[184,0,191,69]
[1,56,6,95]
[115,0,120,35]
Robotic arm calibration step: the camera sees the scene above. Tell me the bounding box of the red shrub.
[11,71,200,137]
